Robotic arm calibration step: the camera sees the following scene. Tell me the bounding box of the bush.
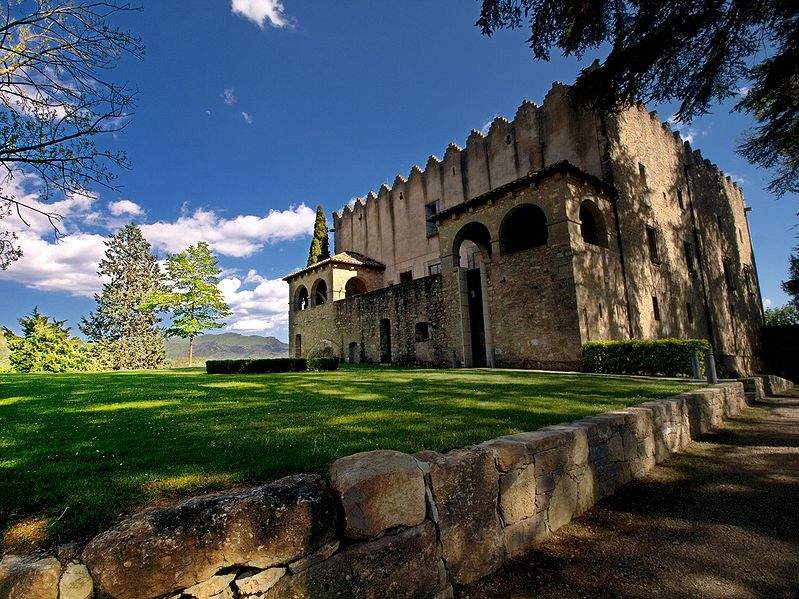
[581,338,710,377]
[206,357,339,374]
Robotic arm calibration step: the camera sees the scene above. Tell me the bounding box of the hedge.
[205,357,340,374]
[581,338,710,377]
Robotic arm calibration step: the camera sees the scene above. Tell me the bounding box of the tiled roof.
[283,251,385,281]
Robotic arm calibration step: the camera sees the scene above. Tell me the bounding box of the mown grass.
[0,366,692,551]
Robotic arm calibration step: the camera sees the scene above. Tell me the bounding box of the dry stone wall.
[1,377,791,599]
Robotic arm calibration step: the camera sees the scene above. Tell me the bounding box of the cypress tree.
[307,205,330,266]
[80,224,166,369]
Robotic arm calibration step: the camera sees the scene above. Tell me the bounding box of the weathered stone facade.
[4,378,790,598]
[285,82,764,374]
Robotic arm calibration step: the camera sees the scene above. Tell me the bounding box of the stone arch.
[345,277,367,298]
[452,221,492,268]
[294,285,308,311]
[311,278,328,306]
[579,200,607,247]
[499,203,548,254]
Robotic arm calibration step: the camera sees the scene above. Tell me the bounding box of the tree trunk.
[188,335,194,367]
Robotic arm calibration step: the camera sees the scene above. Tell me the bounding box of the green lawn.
[0,366,692,551]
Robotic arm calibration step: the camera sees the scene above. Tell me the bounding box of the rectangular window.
[425,200,439,237]
[684,241,695,274]
[738,227,743,243]
[686,302,694,324]
[427,262,442,276]
[723,260,737,291]
[415,322,430,342]
[598,302,603,319]
[652,296,661,321]
[677,188,685,211]
[399,270,413,283]
[646,226,660,264]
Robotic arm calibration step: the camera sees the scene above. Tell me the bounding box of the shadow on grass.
[0,367,691,551]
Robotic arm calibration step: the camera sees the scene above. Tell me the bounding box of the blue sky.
[1,1,796,341]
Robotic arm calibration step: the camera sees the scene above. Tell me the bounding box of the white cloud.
[218,273,289,334]
[736,86,750,97]
[666,114,710,145]
[140,204,315,257]
[241,111,253,125]
[763,298,772,308]
[221,88,237,105]
[231,0,291,29]
[108,199,144,217]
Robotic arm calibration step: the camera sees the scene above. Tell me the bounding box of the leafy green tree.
[307,205,330,266]
[4,308,89,372]
[763,305,798,326]
[143,242,231,366]
[477,0,799,196]
[80,224,167,370]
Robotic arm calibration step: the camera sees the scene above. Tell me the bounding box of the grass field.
[0,366,692,552]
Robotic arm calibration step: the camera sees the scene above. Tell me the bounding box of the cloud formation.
[218,273,288,334]
[231,0,291,29]
[241,111,253,125]
[221,88,237,105]
[108,199,144,217]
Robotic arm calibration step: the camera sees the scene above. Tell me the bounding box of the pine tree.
[142,242,231,366]
[80,224,166,369]
[307,205,330,266]
[4,307,89,372]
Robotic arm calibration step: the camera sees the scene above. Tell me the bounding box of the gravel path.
[462,391,799,599]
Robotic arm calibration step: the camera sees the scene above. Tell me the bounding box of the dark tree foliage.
[783,220,799,309]
[80,223,166,369]
[477,0,799,196]
[307,205,330,266]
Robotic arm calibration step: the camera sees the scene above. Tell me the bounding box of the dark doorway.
[379,319,392,363]
[466,268,487,367]
[294,334,302,358]
[348,341,359,363]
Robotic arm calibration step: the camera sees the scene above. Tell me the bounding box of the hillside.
[166,333,288,365]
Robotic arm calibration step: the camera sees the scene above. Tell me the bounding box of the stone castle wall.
[4,378,790,598]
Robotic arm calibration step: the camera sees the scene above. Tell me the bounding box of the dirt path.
[462,392,799,599]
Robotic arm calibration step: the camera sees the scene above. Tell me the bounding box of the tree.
[80,224,166,369]
[307,205,330,266]
[783,220,799,309]
[4,307,89,372]
[143,242,231,366]
[0,1,144,269]
[477,0,799,196]
[763,305,798,326]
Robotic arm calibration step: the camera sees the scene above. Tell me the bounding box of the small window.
[415,322,430,342]
[579,201,606,246]
[598,303,604,319]
[425,201,439,237]
[744,266,755,295]
[716,214,723,229]
[427,262,442,276]
[723,259,737,291]
[399,270,413,283]
[652,296,661,322]
[684,241,695,274]
[686,302,694,324]
[738,227,743,243]
[646,226,660,264]
[677,188,684,211]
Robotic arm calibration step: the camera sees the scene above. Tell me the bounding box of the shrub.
[581,338,710,377]
[206,357,339,374]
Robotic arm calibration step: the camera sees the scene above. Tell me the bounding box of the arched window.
[499,204,548,254]
[579,200,607,247]
[311,278,328,306]
[294,285,308,311]
[453,221,492,268]
[345,277,367,298]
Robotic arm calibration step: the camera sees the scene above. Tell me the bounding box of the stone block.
[0,555,60,599]
[184,573,235,599]
[330,449,426,539]
[82,474,338,599]
[418,447,505,585]
[263,522,445,598]
[287,540,339,573]
[547,471,580,531]
[58,563,93,599]
[498,465,536,525]
[234,568,286,596]
[479,436,532,472]
[503,511,548,557]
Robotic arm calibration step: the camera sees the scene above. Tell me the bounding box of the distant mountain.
[166,332,288,365]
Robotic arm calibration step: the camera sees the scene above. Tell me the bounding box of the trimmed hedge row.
[206,357,339,374]
[581,338,710,377]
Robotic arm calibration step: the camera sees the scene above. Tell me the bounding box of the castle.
[283,83,764,375]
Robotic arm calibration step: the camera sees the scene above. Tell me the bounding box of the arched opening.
[499,204,548,254]
[294,285,308,311]
[452,221,493,368]
[345,277,367,298]
[579,200,607,247]
[311,278,328,306]
[348,341,360,363]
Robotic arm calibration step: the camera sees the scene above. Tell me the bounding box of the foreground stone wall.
[2,376,792,599]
